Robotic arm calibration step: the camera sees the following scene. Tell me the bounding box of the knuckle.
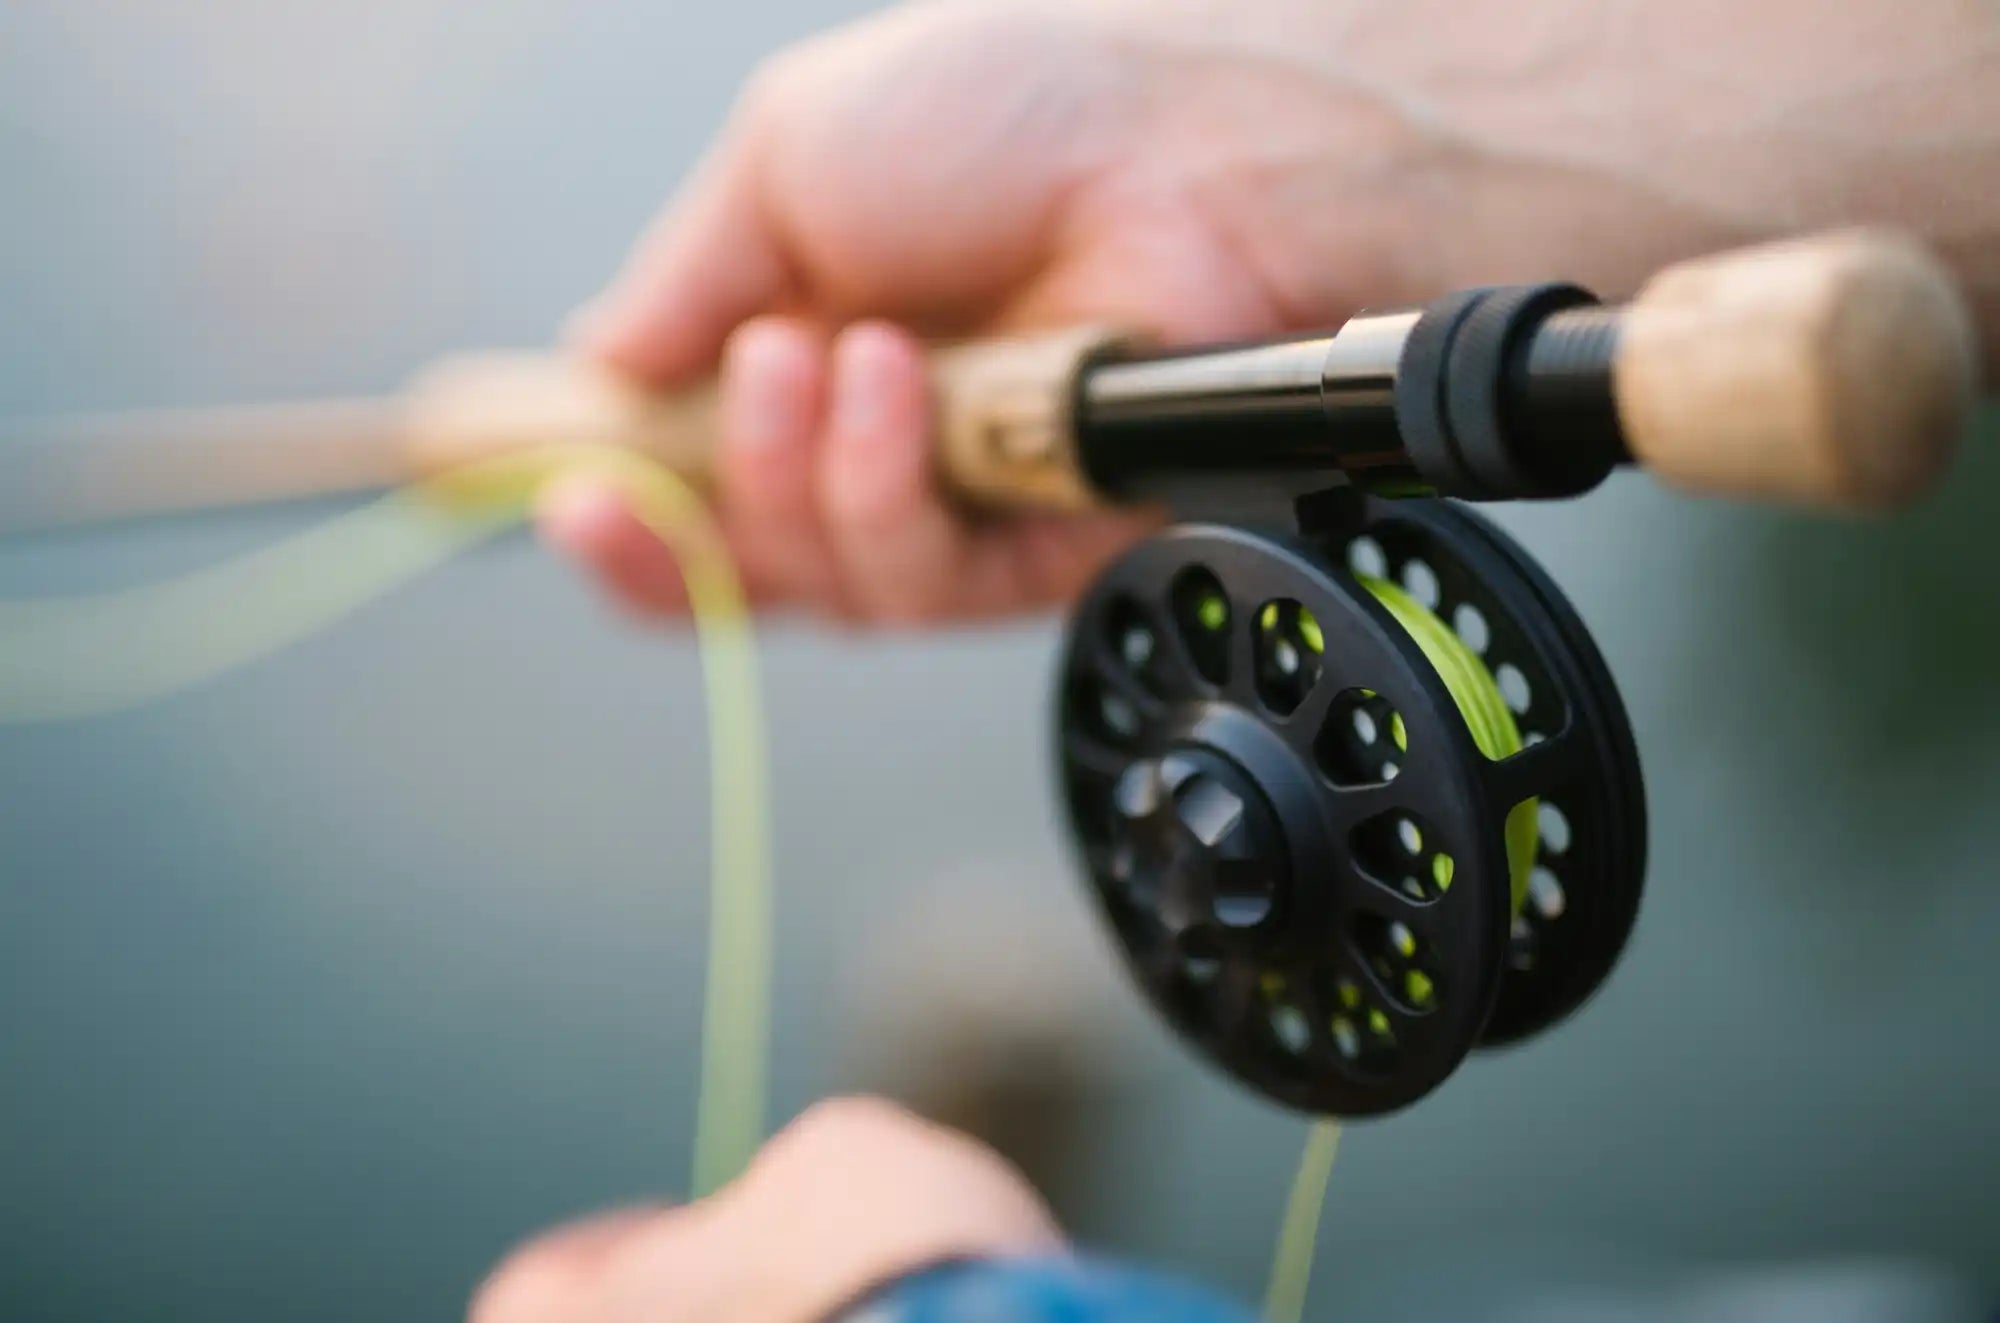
[742,43,814,119]
[468,1240,580,1323]
[740,55,785,108]
[719,318,764,375]
[781,1095,923,1157]
[724,313,796,365]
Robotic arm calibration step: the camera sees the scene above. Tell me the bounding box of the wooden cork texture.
[1613,229,1979,511]
[928,326,1126,512]
[402,329,1125,512]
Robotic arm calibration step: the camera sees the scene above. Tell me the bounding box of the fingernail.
[732,324,809,452]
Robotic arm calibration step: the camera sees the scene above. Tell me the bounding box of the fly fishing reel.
[1056,495,1645,1116]
[1038,234,1974,1118]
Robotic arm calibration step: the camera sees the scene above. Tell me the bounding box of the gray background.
[3,2,1996,1319]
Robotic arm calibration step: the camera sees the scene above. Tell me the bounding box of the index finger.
[568,137,798,384]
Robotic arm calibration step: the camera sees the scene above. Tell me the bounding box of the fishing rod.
[4,228,1982,1118]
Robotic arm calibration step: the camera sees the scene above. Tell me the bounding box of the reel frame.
[1056,495,1645,1117]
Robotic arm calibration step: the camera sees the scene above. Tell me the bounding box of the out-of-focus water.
[3,4,1997,1320]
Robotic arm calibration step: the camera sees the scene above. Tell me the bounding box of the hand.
[469,1097,1063,1323]
[542,0,1998,626]
[537,0,1322,627]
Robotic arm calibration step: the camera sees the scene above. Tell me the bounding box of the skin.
[470,1097,1063,1323]
[540,0,1999,626]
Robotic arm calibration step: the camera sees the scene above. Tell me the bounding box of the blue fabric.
[844,1255,1255,1323]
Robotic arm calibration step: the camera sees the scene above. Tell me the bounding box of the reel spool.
[1056,498,1645,1117]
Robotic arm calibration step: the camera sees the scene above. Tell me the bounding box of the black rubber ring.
[1442,283,1597,499]
[1393,288,1495,499]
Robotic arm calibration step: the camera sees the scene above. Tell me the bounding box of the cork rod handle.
[1613,229,1981,510]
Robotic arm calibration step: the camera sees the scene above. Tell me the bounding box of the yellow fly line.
[2,446,1548,1317]
[0,445,770,1197]
[1258,575,1537,1323]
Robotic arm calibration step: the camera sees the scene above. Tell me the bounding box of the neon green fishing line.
[1264,1120,1341,1323]
[1359,576,1538,909]
[7,462,1543,1313]
[1262,575,1537,1323]
[0,446,771,1198]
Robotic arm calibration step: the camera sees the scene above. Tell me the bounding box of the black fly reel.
[1056,498,1645,1117]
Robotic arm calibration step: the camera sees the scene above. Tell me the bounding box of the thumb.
[568,138,797,384]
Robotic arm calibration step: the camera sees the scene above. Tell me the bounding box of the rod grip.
[1612,229,1981,511]
[402,327,1125,512]
[400,231,1981,517]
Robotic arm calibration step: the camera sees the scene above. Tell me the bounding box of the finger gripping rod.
[405,229,1978,518]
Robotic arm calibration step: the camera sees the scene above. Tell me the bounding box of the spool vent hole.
[1254,599,1324,716]
[1537,802,1572,855]
[1452,602,1490,654]
[1070,673,1141,745]
[1351,809,1454,903]
[1347,535,1388,580]
[1317,689,1406,787]
[1528,866,1565,920]
[1509,915,1538,970]
[1170,566,1231,686]
[1353,913,1442,1019]
[1103,595,1165,695]
[1101,690,1139,739]
[1401,558,1442,609]
[1269,1002,1311,1055]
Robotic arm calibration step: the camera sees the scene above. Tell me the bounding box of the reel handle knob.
[1613,229,1981,512]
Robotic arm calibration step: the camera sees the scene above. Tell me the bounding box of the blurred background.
[3,2,1998,1320]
